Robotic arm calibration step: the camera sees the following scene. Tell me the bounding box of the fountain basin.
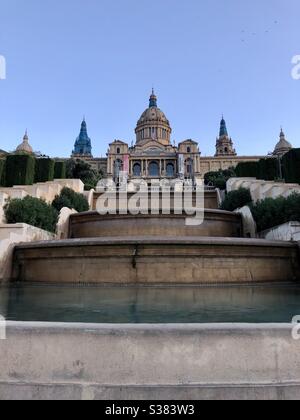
[13,237,300,284]
[69,210,243,239]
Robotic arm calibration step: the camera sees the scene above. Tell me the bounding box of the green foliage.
[282,149,300,184]
[204,168,236,190]
[54,161,67,179]
[257,158,279,181]
[66,159,102,189]
[5,154,36,187]
[235,158,279,181]
[4,196,58,233]
[52,187,89,213]
[35,158,55,183]
[235,162,259,178]
[220,188,252,212]
[0,159,6,186]
[250,193,300,232]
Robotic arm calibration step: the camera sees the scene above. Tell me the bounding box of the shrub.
[220,188,252,212]
[282,149,300,184]
[35,158,55,183]
[54,161,66,179]
[0,159,6,186]
[5,154,35,187]
[52,187,89,213]
[4,196,58,233]
[250,193,300,232]
[204,168,236,190]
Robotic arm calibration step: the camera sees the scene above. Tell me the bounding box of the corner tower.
[72,118,93,158]
[215,117,237,157]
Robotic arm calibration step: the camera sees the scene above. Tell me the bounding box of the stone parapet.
[0,322,299,400]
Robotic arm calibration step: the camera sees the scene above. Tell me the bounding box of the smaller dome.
[16,131,33,154]
[274,129,292,156]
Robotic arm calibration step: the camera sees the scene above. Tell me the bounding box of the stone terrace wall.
[227,178,300,202]
[0,224,55,283]
[0,179,85,224]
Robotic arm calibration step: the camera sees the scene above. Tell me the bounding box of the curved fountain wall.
[12,190,300,284]
[69,210,243,239]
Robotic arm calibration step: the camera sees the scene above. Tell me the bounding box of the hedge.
[54,161,66,179]
[258,158,279,181]
[235,158,279,181]
[5,154,36,187]
[0,160,5,186]
[35,158,55,183]
[282,149,300,184]
[235,162,259,178]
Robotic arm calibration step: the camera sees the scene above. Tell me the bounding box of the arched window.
[187,147,191,153]
[149,161,159,177]
[224,147,228,154]
[166,163,175,177]
[117,147,121,154]
[133,162,142,177]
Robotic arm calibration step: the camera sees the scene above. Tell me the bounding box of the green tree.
[204,168,236,190]
[52,187,89,213]
[66,159,102,190]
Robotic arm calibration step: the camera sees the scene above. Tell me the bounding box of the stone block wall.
[227,178,300,202]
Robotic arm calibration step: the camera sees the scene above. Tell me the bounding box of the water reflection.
[1,283,300,324]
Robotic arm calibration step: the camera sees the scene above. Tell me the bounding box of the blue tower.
[219,117,228,137]
[72,119,93,158]
[215,116,237,157]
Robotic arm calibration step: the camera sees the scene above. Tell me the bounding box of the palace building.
[70,91,292,184]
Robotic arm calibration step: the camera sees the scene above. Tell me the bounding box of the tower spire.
[219,116,228,137]
[149,89,157,108]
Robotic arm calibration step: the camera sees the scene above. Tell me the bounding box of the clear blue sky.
[0,0,299,157]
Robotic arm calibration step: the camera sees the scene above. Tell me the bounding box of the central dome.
[135,91,172,146]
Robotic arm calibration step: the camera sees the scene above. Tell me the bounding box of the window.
[149,161,159,177]
[133,163,142,177]
[187,147,191,153]
[166,163,175,177]
[117,147,121,154]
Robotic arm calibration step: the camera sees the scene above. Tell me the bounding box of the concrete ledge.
[0,322,300,400]
[1,381,300,401]
[13,237,300,284]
